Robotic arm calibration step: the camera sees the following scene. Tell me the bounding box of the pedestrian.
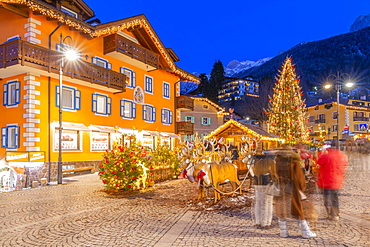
[316,146,349,221]
[274,145,316,238]
[253,156,275,229]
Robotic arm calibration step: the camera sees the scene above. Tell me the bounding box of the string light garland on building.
[1,0,199,83]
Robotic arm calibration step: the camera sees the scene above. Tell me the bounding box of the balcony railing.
[353,117,369,121]
[104,34,159,70]
[176,96,194,111]
[0,39,126,92]
[176,121,194,135]
[315,119,326,124]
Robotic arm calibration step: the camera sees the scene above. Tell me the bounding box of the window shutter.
[75,90,81,110]
[143,105,147,120]
[92,57,97,65]
[152,106,156,122]
[3,84,7,106]
[169,110,173,124]
[120,100,124,117]
[1,127,7,148]
[132,102,136,119]
[92,94,97,112]
[107,62,112,70]
[15,81,20,104]
[107,97,112,115]
[14,126,19,148]
[208,117,211,125]
[132,71,136,87]
[56,86,60,107]
[191,116,194,123]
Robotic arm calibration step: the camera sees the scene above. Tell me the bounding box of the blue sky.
[85,0,370,74]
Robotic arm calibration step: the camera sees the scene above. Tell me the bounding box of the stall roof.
[205,119,284,142]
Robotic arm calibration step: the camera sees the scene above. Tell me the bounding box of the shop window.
[184,116,194,123]
[3,80,20,107]
[161,109,172,124]
[163,82,170,98]
[92,56,112,70]
[143,105,156,122]
[201,117,211,125]
[144,76,153,93]
[92,94,112,115]
[56,86,81,111]
[91,132,110,152]
[54,129,81,151]
[1,125,19,149]
[120,100,136,119]
[120,67,136,88]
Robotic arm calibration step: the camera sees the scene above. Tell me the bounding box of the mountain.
[224,58,272,76]
[350,14,370,32]
[233,26,370,104]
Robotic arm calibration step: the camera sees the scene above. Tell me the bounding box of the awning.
[161,132,180,138]
[141,130,159,136]
[53,121,90,131]
[117,128,138,134]
[89,125,116,133]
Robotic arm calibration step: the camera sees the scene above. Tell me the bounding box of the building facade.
[0,0,198,185]
[306,99,370,145]
[218,77,259,103]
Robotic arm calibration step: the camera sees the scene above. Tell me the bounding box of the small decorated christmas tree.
[266,56,308,145]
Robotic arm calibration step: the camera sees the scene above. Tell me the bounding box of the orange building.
[0,0,199,185]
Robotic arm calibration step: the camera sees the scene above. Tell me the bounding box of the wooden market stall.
[205,119,284,153]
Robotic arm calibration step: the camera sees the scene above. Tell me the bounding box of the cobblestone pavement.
[1,151,370,247]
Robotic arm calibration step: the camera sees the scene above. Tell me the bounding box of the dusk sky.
[86,0,370,75]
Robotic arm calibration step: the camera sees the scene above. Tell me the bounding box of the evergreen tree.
[205,60,225,103]
[197,73,209,96]
[266,56,308,145]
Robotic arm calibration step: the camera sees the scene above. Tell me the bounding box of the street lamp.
[57,34,78,184]
[324,72,354,149]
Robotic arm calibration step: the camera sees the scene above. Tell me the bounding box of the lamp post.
[57,34,78,184]
[324,72,354,149]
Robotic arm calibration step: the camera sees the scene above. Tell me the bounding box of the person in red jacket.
[316,147,349,221]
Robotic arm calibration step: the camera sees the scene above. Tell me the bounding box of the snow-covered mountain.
[180,81,198,95]
[224,58,273,76]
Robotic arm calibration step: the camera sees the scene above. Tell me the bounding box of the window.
[61,6,78,18]
[201,117,211,125]
[332,112,338,120]
[120,100,136,119]
[184,116,194,123]
[332,125,338,132]
[200,133,208,139]
[143,105,156,122]
[184,134,194,142]
[202,104,209,109]
[144,76,153,93]
[354,124,360,131]
[120,67,136,88]
[54,129,81,151]
[56,86,81,111]
[2,125,19,149]
[161,109,172,124]
[92,94,112,115]
[309,116,314,123]
[92,56,112,70]
[163,82,170,98]
[3,81,20,107]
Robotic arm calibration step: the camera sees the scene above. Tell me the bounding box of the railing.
[0,39,126,91]
[314,119,326,124]
[104,34,159,69]
[176,96,194,111]
[176,121,194,135]
[353,117,369,121]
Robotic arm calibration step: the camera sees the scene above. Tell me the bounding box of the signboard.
[227,132,247,135]
[359,124,367,131]
[343,125,349,130]
[6,151,45,162]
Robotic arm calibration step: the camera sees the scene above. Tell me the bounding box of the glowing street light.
[324,72,354,149]
[57,35,78,184]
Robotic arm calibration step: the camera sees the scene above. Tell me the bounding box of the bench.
[62,166,95,176]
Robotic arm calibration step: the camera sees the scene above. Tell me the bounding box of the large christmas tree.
[266,56,308,145]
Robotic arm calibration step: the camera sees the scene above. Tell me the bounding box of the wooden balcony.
[104,34,159,71]
[0,39,126,93]
[176,121,194,135]
[176,96,194,111]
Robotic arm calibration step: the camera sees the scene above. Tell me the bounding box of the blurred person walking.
[274,145,316,239]
[316,146,349,221]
